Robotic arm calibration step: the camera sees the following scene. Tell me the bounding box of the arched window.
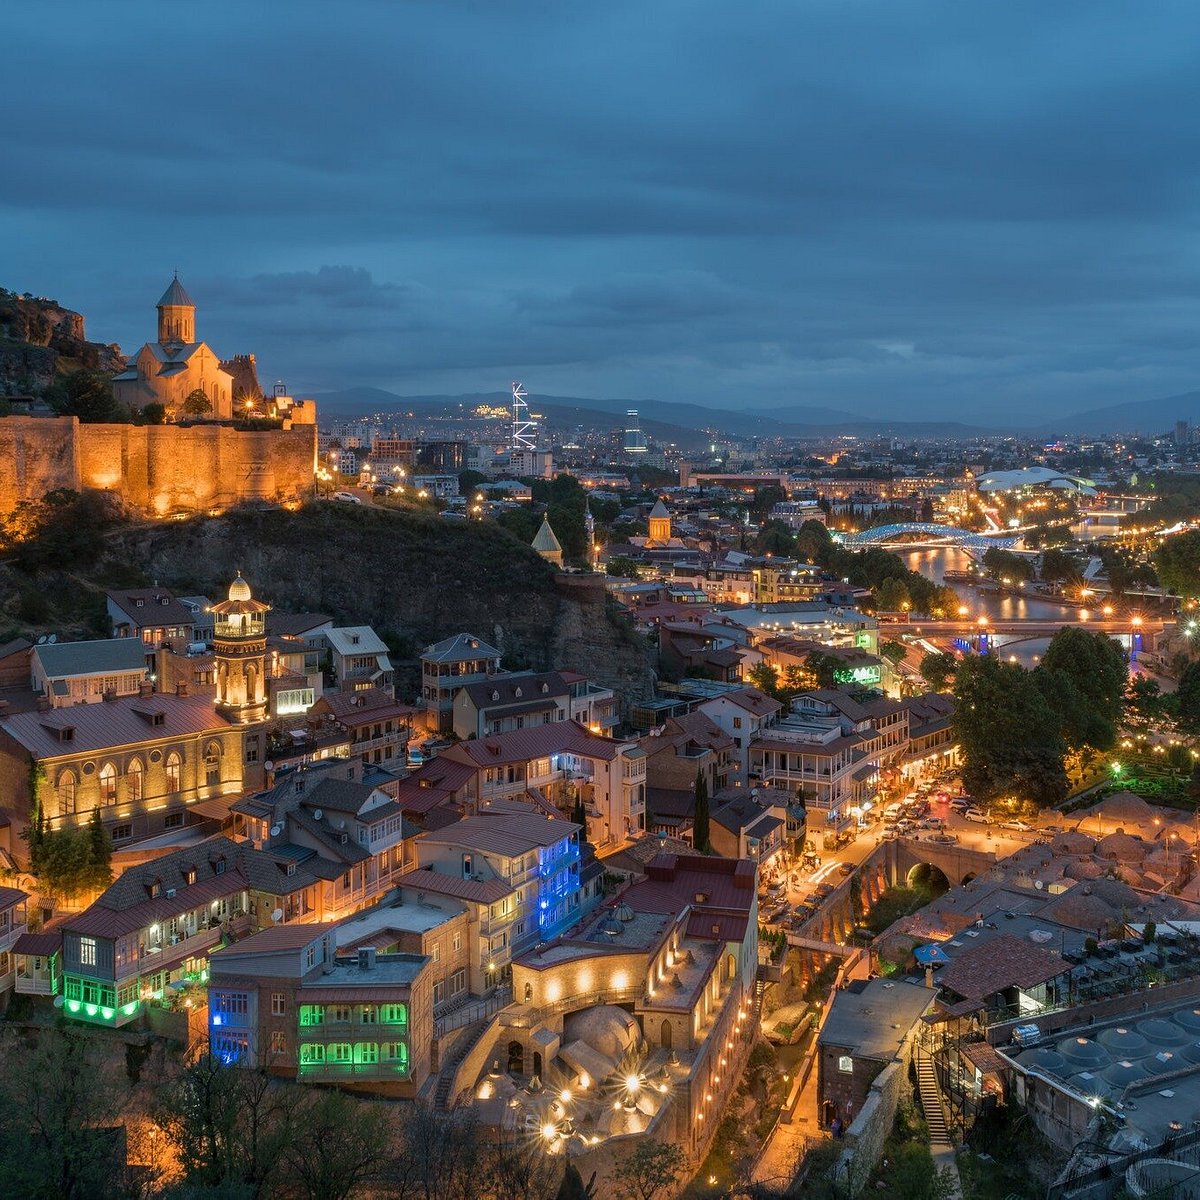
[99,762,117,805]
[205,743,221,788]
[126,758,144,804]
[660,1019,673,1050]
[58,771,78,815]
[726,952,737,982]
[165,752,181,794]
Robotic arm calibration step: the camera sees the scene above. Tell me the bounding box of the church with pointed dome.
[112,276,236,419]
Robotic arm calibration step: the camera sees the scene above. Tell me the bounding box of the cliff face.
[0,289,124,396]
[98,504,655,708]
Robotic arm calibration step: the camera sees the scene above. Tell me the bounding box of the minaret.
[210,573,271,723]
[584,498,596,570]
[157,273,196,345]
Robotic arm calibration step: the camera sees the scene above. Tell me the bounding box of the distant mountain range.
[294,384,1200,441]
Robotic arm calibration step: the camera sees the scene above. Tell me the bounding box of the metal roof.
[32,638,147,680]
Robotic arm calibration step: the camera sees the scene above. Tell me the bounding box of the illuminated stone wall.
[0,415,316,517]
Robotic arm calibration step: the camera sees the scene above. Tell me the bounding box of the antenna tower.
[510,381,537,452]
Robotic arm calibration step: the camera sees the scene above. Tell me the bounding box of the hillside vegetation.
[0,497,654,703]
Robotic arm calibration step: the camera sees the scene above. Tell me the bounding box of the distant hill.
[0,288,124,397]
[1038,391,1200,436]
[309,387,1005,439]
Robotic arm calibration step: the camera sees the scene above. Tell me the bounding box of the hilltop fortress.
[0,278,316,518]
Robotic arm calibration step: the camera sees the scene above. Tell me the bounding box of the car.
[964,808,990,824]
[838,863,855,876]
[333,490,362,504]
[949,797,972,813]
[371,483,392,496]
[919,817,946,830]
[1001,819,1033,832]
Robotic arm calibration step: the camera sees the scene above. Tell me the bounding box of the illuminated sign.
[854,632,873,649]
[834,665,881,686]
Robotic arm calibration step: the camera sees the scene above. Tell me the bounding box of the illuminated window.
[838,1055,854,1074]
[380,1003,407,1026]
[80,937,97,966]
[382,1041,409,1069]
[299,1043,325,1064]
[360,1005,377,1024]
[270,1030,286,1054]
[99,763,117,804]
[126,759,143,804]
[165,752,181,794]
[299,1005,325,1026]
[58,771,78,815]
[354,1042,379,1065]
[328,1043,351,1063]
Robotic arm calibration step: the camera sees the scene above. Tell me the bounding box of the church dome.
[157,275,194,308]
[227,572,253,602]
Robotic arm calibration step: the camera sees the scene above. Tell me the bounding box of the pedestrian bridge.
[833,523,1018,550]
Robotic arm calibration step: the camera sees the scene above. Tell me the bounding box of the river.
[898,547,1067,667]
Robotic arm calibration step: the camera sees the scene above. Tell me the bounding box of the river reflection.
[898,547,1078,622]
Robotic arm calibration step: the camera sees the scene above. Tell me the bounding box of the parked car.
[919,817,946,830]
[838,862,855,876]
[333,490,362,504]
[964,808,990,824]
[1001,819,1033,832]
[949,797,972,813]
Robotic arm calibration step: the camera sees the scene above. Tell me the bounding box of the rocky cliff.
[0,288,124,396]
[96,503,655,708]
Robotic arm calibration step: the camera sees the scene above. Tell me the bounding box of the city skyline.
[4,3,1200,422]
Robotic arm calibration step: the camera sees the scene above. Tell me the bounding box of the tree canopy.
[1155,530,1200,599]
[44,369,127,423]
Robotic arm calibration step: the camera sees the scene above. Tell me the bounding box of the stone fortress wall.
[0,415,316,517]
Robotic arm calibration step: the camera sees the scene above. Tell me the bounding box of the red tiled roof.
[937,933,1067,1002]
[315,688,416,726]
[215,923,333,956]
[686,912,749,942]
[618,853,756,917]
[395,866,512,904]
[442,720,629,767]
[704,687,781,718]
[421,808,578,857]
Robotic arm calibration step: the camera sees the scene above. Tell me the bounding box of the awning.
[188,797,235,821]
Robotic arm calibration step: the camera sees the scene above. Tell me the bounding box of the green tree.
[459,468,488,494]
[953,654,1068,806]
[44,368,126,423]
[880,640,907,666]
[876,577,912,611]
[981,547,1033,583]
[86,807,113,892]
[693,769,711,853]
[1155,530,1200,599]
[282,1089,390,1200]
[748,662,782,699]
[605,555,643,579]
[1039,548,1083,588]
[806,650,841,689]
[1177,661,1200,730]
[180,389,214,418]
[0,1024,129,1200]
[918,651,957,692]
[611,1139,686,1200]
[1040,626,1126,739]
[140,401,167,425]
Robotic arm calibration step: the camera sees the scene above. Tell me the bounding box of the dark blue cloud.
[3,1,1200,423]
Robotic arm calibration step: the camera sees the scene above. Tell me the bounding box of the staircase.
[916,1051,951,1149]
[433,1017,491,1110]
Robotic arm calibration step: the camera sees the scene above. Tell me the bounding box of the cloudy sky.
[3,1,1199,422]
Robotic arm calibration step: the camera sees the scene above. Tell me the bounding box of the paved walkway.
[750,1053,820,1189]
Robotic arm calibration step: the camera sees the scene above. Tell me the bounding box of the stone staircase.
[433,1016,492,1110]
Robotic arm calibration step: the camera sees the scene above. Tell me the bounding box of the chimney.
[36,695,50,713]
[176,682,189,697]
[102,689,118,703]
[357,946,377,971]
[139,680,154,698]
